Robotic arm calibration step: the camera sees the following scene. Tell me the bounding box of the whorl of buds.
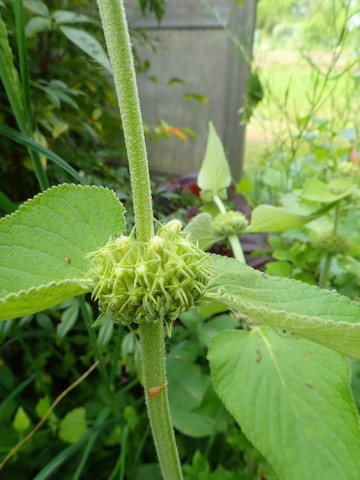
[313,230,351,255]
[328,179,352,196]
[213,211,249,237]
[85,221,213,333]
[200,188,228,204]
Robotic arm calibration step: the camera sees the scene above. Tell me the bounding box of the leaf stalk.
[213,194,246,263]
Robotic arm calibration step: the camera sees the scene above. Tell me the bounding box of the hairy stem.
[96,0,153,242]
[96,1,182,478]
[213,195,246,263]
[139,321,183,480]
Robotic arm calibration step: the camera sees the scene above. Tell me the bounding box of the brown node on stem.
[147,382,168,399]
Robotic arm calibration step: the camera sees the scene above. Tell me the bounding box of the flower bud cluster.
[213,211,249,237]
[313,230,351,255]
[200,188,228,204]
[86,220,212,333]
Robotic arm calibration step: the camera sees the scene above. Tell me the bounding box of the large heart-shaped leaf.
[209,327,360,480]
[205,255,360,359]
[0,184,125,319]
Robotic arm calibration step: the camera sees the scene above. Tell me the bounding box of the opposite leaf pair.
[2,183,360,480]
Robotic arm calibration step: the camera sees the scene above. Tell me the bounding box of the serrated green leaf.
[59,407,88,444]
[0,184,125,320]
[205,255,360,359]
[197,123,231,197]
[13,405,31,431]
[60,26,111,73]
[209,327,360,480]
[185,213,224,250]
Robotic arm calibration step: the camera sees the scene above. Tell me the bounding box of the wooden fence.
[127,0,257,179]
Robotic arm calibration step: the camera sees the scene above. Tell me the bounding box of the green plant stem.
[213,195,246,263]
[228,234,246,263]
[319,204,341,288]
[319,253,332,289]
[96,2,182,478]
[96,0,153,242]
[139,321,183,480]
[332,203,341,234]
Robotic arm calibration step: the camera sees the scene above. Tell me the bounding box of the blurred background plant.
[238,0,360,297]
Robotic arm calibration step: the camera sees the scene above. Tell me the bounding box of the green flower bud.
[85,221,213,334]
[313,231,351,255]
[213,211,249,237]
[200,189,214,204]
[218,189,228,201]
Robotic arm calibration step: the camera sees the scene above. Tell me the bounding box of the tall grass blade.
[72,408,111,480]
[33,418,115,480]
[13,0,49,190]
[0,124,85,184]
[13,0,32,133]
[0,191,17,213]
[0,373,37,417]
[0,13,25,131]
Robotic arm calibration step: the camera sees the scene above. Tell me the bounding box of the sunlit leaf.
[13,406,31,432]
[0,185,125,320]
[59,407,88,444]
